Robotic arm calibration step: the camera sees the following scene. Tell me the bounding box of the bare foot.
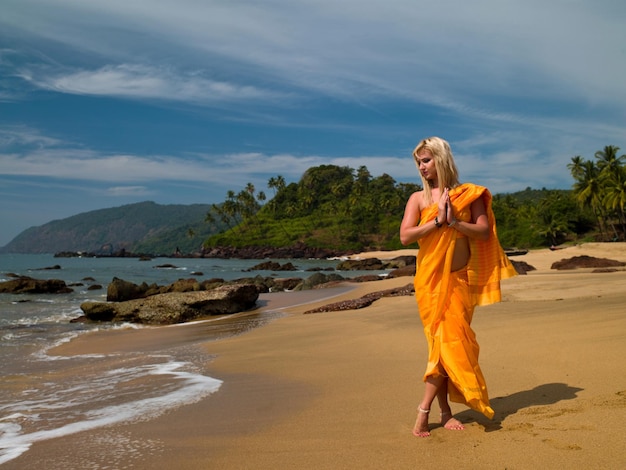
[441,411,465,430]
[412,407,431,437]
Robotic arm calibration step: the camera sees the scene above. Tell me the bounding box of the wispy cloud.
[106,185,152,197]
[18,64,288,103]
[0,125,578,195]
[4,1,625,110]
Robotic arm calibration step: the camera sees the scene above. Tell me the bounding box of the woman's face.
[416,149,437,181]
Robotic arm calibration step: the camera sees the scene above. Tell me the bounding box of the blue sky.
[1,1,625,247]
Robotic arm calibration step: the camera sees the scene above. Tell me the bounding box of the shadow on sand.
[455,382,584,432]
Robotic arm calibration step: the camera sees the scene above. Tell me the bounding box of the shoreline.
[6,243,626,469]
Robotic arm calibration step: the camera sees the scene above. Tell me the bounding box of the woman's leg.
[413,374,445,437]
[436,375,465,431]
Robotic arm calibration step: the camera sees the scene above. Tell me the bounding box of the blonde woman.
[400,137,517,437]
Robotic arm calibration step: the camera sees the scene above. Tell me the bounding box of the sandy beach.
[9,243,626,469]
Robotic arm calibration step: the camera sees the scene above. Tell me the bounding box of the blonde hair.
[412,136,460,205]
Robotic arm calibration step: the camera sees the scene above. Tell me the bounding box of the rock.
[0,276,73,294]
[387,265,416,278]
[80,284,259,324]
[295,272,346,290]
[386,256,416,268]
[107,277,152,301]
[87,284,103,290]
[304,283,414,313]
[244,261,298,272]
[510,260,535,275]
[34,264,62,270]
[162,278,201,293]
[79,302,118,321]
[271,277,303,291]
[551,255,626,270]
[352,274,384,282]
[336,258,386,271]
[504,248,529,256]
[199,278,227,290]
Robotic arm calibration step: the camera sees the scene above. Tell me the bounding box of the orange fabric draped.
[414,183,517,419]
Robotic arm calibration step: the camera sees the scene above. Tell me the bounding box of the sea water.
[0,253,381,464]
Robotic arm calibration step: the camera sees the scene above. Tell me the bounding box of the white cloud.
[18,64,286,103]
[106,186,152,196]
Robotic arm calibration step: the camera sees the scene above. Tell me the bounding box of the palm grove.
[204,146,625,252]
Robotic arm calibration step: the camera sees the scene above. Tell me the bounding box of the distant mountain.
[1,201,222,255]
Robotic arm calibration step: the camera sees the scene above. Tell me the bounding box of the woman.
[400,137,517,437]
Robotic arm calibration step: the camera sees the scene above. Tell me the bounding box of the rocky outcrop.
[244,261,297,272]
[80,284,259,324]
[336,258,387,270]
[336,255,416,271]
[304,283,414,314]
[0,276,73,294]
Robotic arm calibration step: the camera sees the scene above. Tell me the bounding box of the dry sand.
[11,243,626,469]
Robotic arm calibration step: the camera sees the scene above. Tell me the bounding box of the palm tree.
[567,156,585,180]
[595,145,626,239]
[602,165,626,239]
[267,175,291,238]
[571,159,608,239]
[595,145,625,177]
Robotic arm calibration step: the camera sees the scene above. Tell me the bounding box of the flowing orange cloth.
[414,183,517,419]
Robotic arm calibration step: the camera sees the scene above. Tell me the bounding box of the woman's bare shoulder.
[407,190,428,210]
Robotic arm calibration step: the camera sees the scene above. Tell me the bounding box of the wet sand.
[7,243,626,469]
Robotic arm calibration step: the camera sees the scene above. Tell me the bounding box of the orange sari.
[414,183,517,419]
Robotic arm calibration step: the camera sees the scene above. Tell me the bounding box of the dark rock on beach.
[551,255,626,270]
[107,277,153,302]
[387,265,416,278]
[510,260,536,275]
[80,284,259,324]
[304,283,415,314]
[0,276,73,294]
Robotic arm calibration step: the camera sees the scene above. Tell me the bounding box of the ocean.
[0,253,376,465]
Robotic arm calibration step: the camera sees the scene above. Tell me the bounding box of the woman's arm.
[400,192,445,245]
[448,196,489,241]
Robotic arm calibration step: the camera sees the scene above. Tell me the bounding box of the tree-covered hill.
[1,201,223,255]
[204,164,603,252]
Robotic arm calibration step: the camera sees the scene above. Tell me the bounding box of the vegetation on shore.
[4,145,623,255]
[206,145,626,251]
